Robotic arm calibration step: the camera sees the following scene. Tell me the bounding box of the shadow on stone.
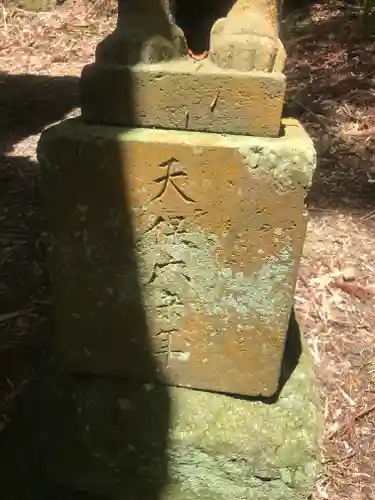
[0,26,172,500]
[262,307,303,404]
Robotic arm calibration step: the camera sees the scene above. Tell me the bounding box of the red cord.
[187,49,209,61]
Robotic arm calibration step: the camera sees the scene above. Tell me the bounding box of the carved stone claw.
[209,4,286,72]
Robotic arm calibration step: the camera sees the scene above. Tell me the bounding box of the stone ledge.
[0,319,322,500]
[36,118,316,397]
[80,59,285,137]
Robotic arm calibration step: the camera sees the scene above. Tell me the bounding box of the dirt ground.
[0,1,375,498]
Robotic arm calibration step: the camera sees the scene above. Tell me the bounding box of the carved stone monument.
[81,0,286,137]
[0,1,322,499]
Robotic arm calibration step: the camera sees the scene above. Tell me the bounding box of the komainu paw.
[209,2,286,72]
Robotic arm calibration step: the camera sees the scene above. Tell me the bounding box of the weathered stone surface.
[209,0,286,72]
[95,0,188,66]
[37,118,316,398]
[81,59,285,137]
[0,318,322,500]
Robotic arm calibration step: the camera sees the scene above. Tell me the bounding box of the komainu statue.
[96,0,286,72]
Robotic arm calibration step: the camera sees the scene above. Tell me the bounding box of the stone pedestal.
[1,314,322,500]
[37,118,315,398]
[0,1,322,498]
[81,0,287,138]
[81,60,285,137]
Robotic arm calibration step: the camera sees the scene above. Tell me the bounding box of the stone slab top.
[40,117,315,193]
[80,59,285,137]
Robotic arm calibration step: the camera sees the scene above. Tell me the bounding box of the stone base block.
[80,59,285,137]
[0,318,322,500]
[37,118,316,398]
